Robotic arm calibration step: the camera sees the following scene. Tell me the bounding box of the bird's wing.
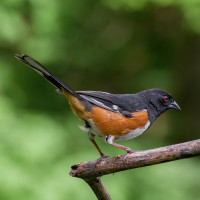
[77,91,139,117]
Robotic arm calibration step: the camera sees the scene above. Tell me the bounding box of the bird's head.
[142,88,181,121]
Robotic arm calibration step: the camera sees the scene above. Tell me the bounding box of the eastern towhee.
[15,54,181,157]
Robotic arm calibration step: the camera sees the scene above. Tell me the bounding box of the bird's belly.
[84,106,150,139]
[115,121,150,141]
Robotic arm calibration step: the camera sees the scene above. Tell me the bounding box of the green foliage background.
[0,0,200,199]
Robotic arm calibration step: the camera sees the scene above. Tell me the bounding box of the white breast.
[115,121,150,141]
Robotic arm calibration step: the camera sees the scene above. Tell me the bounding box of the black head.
[141,88,181,123]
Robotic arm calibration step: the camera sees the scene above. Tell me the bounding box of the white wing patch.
[112,105,118,110]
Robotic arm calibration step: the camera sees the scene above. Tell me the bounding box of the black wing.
[77,91,144,117]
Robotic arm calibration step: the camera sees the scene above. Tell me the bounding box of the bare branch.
[70,139,200,199]
[70,139,200,179]
[85,177,111,200]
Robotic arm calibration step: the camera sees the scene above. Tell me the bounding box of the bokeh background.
[0,0,200,199]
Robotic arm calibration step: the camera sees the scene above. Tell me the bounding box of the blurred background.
[0,0,200,199]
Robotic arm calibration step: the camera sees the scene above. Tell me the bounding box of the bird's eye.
[164,97,168,102]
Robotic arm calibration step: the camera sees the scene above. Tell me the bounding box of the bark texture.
[70,139,200,199]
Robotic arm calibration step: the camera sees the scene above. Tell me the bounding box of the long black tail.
[15,54,80,98]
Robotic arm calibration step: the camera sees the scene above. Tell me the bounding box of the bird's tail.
[15,54,80,99]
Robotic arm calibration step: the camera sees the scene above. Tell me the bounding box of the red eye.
[164,97,168,102]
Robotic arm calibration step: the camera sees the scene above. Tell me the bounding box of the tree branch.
[85,177,111,200]
[70,139,200,199]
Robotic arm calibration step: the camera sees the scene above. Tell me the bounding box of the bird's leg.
[88,132,106,157]
[105,135,136,154]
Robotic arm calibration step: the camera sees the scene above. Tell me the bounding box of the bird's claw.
[96,154,110,164]
[123,149,138,163]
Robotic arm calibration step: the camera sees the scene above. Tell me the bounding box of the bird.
[15,54,181,157]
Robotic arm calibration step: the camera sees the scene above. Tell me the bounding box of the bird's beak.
[169,101,181,110]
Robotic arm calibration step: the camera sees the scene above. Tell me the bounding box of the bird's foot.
[123,148,139,163]
[96,153,110,163]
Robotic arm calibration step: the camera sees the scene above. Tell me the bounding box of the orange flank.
[91,106,149,136]
[61,87,90,120]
